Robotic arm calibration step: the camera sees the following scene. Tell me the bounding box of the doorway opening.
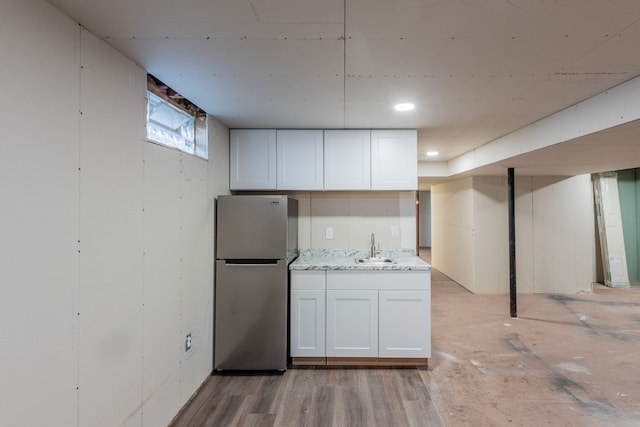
[418,190,431,263]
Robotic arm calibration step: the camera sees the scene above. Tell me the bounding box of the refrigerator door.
[214,260,288,370]
[216,195,289,260]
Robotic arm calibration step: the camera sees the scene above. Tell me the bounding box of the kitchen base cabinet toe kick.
[290,268,431,368]
[292,357,429,368]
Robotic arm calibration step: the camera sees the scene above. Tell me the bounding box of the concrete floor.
[421,249,640,426]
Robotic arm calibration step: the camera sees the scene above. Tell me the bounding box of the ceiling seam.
[343,0,346,128]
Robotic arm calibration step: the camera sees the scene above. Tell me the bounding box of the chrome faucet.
[370,233,380,258]
[370,233,375,257]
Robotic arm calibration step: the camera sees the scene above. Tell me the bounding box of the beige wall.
[431,178,475,288]
[472,176,510,293]
[432,175,595,294]
[292,191,417,251]
[0,2,228,426]
[528,175,595,293]
[0,2,80,425]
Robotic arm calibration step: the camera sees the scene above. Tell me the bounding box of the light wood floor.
[170,367,443,427]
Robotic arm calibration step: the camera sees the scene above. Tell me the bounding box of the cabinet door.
[290,289,326,357]
[371,129,417,190]
[276,130,324,190]
[326,290,378,357]
[230,129,276,190]
[290,271,326,357]
[324,130,371,190]
[379,290,431,358]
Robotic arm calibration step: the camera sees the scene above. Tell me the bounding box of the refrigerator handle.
[223,259,280,266]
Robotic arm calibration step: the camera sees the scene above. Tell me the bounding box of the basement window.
[146,75,208,159]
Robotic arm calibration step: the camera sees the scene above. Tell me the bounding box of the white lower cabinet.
[290,289,325,357]
[379,290,431,358]
[326,290,378,357]
[290,269,431,361]
[290,271,325,357]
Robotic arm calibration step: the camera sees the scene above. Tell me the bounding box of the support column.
[508,168,517,318]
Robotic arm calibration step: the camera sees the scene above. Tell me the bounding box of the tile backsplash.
[291,191,417,251]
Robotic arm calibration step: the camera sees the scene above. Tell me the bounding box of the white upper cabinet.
[276,130,324,190]
[230,128,417,192]
[324,130,371,190]
[371,129,418,190]
[230,129,276,190]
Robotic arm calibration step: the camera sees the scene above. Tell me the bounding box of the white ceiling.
[47,0,640,182]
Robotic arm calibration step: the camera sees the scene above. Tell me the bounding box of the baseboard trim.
[291,357,428,368]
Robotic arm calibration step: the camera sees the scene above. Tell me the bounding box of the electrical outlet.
[185,333,192,352]
[325,227,333,240]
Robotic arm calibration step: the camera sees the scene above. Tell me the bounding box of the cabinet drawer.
[291,270,326,290]
[326,270,430,291]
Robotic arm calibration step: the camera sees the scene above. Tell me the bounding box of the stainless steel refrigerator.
[214,195,298,371]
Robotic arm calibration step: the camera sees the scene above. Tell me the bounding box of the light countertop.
[290,249,431,271]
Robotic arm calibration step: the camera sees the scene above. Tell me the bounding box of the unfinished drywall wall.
[431,178,475,290]
[431,175,594,294]
[472,176,510,294]
[531,175,594,293]
[78,27,146,427]
[0,2,223,426]
[0,2,80,426]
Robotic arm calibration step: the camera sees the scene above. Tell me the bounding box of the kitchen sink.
[355,257,395,265]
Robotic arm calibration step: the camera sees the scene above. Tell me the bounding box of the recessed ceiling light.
[426,151,439,157]
[394,103,415,112]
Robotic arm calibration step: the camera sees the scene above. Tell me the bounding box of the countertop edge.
[289,255,431,271]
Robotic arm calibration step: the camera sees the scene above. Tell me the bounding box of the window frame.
[146,74,208,160]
